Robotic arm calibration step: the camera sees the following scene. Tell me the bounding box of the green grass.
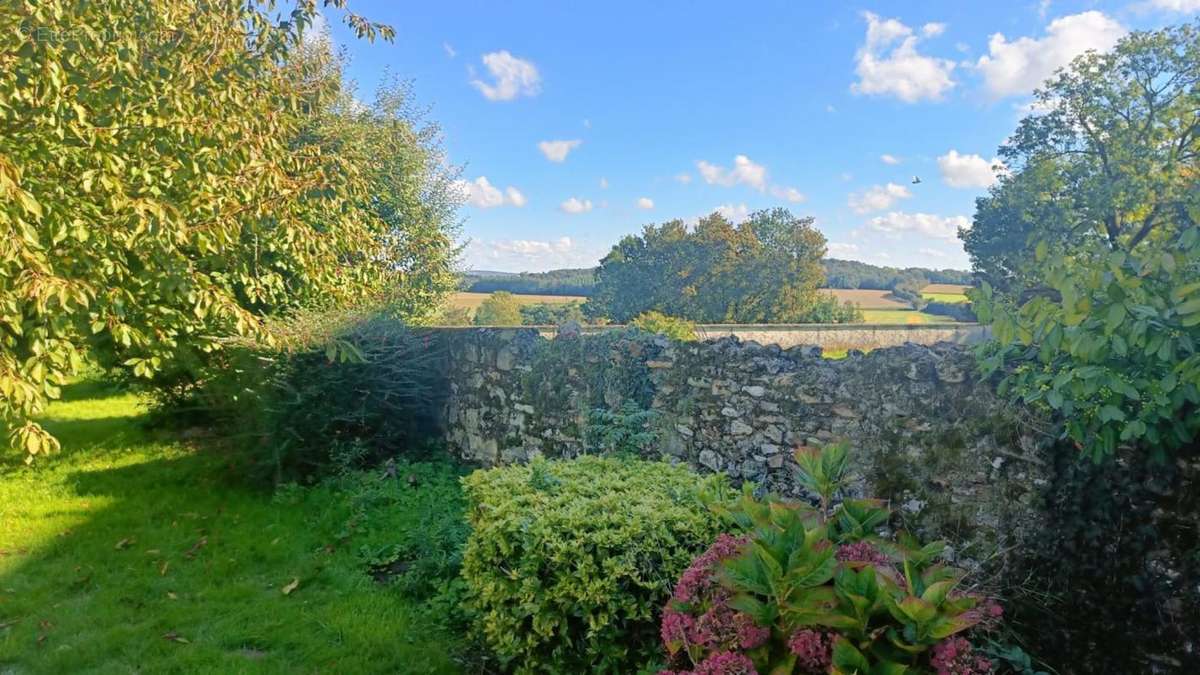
[921,292,969,304]
[0,381,464,674]
[859,309,952,324]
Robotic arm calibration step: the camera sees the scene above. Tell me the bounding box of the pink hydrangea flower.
[835,540,890,565]
[672,534,749,603]
[931,637,994,675]
[787,629,833,672]
[734,614,770,650]
[692,651,758,675]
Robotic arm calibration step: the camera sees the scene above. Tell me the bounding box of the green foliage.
[664,444,1001,675]
[823,259,972,291]
[465,267,596,296]
[332,458,472,629]
[585,400,661,457]
[631,311,699,341]
[968,23,1200,460]
[519,301,585,326]
[804,294,867,324]
[473,291,523,326]
[0,2,458,461]
[587,208,829,323]
[156,307,447,483]
[460,456,727,674]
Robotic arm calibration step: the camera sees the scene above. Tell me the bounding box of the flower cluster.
[835,540,890,565]
[930,638,994,675]
[672,533,748,603]
[787,629,833,673]
[660,534,771,674]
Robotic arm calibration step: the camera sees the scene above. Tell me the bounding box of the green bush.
[460,457,727,673]
[152,307,448,483]
[630,311,698,341]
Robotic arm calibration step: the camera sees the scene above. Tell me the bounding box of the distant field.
[449,290,963,324]
[860,309,949,324]
[923,283,971,294]
[449,291,585,314]
[821,289,909,309]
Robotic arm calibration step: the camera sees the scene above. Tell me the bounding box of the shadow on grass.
[0,382,464,673]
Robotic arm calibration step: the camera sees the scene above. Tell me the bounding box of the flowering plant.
[659,443,1003,675]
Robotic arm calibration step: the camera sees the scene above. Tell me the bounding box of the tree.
[967,22,1200,460]
[0,1,462,461]
[587,209,836,323]
[474,292,523,326]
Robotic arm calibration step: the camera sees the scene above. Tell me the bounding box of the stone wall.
[438,327,1051,568]
[471,322,989,351]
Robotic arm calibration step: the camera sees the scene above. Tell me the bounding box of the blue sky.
[317,0,1198,272]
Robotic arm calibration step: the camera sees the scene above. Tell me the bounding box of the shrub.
[924,301,977,322]
[460,456,728,673]
[474,291,523,326]
[804,295,865,324]
[659,443,1008,674]
[153,307,448,483]
[631,311,699,341]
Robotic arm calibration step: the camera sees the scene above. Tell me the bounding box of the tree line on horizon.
[462,255,973,297]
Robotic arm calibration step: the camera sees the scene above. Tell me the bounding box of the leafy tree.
[0,1,460,460]
[588,208,835,323]
[473,292,523,326]
[968,22,1200,460]
[519,301,584,326]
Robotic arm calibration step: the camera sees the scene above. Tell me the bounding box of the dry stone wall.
[438,327,1051,567]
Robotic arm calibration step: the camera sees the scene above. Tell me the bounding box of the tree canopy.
[0,1,458,460]
[967,22,1200,459]
[586,208,858,324]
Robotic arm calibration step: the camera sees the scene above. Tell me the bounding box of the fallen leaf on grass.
[183,537,207,560]
[159,560,170,577]
[281,578,300,595]
[0,619,19,630]
[166,592,178,600]
[162,631,190,643]
[114,538,134,550]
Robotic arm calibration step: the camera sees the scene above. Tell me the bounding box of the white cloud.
[852,12,956,103]
[443,42,456,58]
[975,12,1125,98]
[599,177,609,189]
[826,104,837,113]
[675,173,693,184]
[1139,0,1200,11]
[848,183,911,214]
[470,51,541,101]
[937,150,1004,189]
[880,154,901,165]
[583,118,592,128]
[559,197,593,214]
[922,22,947,38]
[770,185,807,203]
[919,247,948,258]
[465,236,602,271]
[537,139,582,162]
[505,186,527,207]
[636,197,655,209]
[868,211,969,241]
[715,203,750,223]
[453,176,526,208]
[827,242,861,257]
[696,155,768,190]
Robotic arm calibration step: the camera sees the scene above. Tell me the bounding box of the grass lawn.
[0,382,464,674]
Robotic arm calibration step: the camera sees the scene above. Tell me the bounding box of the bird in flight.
[911,176,922,184]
